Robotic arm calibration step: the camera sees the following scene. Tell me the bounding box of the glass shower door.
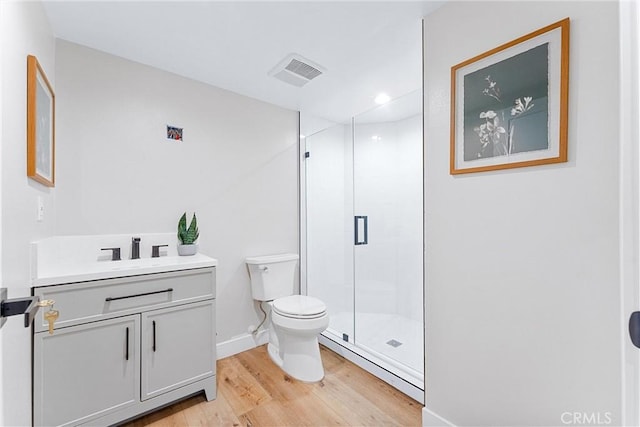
[352,90,424,383]
[304,123,355,343]
[304,90,424,389]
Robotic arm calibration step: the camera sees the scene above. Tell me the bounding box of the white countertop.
[31,234,217,286]
[32,254,217,286]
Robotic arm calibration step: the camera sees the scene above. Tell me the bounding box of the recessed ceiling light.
[374,93,391,105]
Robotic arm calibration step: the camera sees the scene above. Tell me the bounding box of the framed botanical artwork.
[450,18,569,175]
[27,55,55,187]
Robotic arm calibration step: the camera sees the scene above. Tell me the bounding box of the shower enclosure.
[303,90,424,400]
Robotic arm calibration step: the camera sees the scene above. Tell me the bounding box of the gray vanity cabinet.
[141,300,215,401]
[32,267,216,427]
[34,315,141,426]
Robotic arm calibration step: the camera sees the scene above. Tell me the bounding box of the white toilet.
[246,253,329,382]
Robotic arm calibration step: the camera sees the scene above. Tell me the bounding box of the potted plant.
[177,212,199,256]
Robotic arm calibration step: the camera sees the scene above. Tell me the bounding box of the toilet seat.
[272,295,327,319]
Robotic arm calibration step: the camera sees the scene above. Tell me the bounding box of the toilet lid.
[272,295,326,317]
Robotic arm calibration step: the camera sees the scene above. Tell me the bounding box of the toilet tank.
[246,253,299,301]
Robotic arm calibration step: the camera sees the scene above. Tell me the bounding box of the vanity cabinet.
[141,301,215,401]
[33,267,216,427]
[34,315,141,426]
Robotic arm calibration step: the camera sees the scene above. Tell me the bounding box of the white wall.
[0,3,4,423]
[620,0,640,423]
[0,1,56,425]
[423,2,624,426]
[54,41,299,348]
[0,2,5,421]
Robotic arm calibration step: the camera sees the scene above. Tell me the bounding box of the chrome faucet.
[131,237,141,259]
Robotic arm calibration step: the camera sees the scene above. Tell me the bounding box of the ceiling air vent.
[269,54,325,88]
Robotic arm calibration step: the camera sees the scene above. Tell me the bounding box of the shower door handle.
[354,216,368,245]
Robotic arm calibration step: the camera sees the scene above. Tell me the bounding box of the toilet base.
[267,335,325,383]
[267,342,283,368]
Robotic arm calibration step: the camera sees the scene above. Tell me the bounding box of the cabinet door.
[33,315,140,427]
[141,300,215,400]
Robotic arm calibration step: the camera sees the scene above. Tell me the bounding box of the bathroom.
[1,1,639,426]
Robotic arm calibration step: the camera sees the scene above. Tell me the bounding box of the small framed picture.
[167,125,183,141]
[450,18,569,175]
[27,55,55,186]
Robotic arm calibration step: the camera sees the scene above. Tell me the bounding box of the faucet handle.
[151,244,169,258]
[101,247,121,261]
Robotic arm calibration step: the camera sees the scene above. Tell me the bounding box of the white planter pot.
[177,244,198,256]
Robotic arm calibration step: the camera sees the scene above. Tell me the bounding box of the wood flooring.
[122,344,422,426]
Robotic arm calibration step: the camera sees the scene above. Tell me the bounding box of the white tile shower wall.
[394,114,423,322]
[424,1,623,425]
[353,115,423,323]
[53,41,299,346]
[354,122,399,315]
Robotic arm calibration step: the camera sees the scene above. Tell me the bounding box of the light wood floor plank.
[175,396,209,427]
[240,393,350,427]
[327,360,422,427]
[186,393,243,427]
[311,371,398,426]
[218,354,272,416]
[234,345,314,403]
[316,344,348,373]
[122,344,422,427]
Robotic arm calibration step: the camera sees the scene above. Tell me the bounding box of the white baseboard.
[217,329,269,360]
[422,407,456,427]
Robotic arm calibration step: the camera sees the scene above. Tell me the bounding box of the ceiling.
[42,1,444,133]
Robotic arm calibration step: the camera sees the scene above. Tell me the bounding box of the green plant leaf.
[178,212,188,244]
[185,213,199,244]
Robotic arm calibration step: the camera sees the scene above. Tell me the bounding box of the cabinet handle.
[125,327,129,361]
[152,320,156,352]
[105,288,173,302]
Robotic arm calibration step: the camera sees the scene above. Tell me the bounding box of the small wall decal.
[167,125,183,141]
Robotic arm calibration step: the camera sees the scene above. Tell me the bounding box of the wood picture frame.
[450,18,569,175]
[27,55,55,187]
